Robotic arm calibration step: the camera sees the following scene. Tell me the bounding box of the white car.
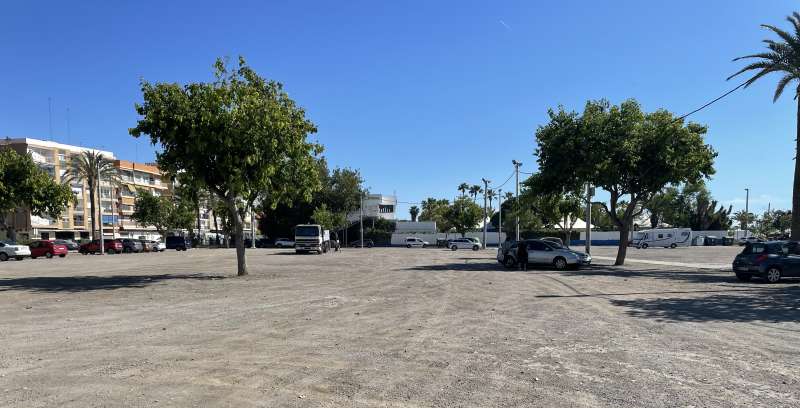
[274,238,295,248]
[450,238,481,251]
[0,241,31,261]
[405,237,429,248]
[151,241,166,252]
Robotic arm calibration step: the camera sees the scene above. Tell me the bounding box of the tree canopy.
[445,197,483,237]
[0,148,74,241]
[130,56,322,275]
[534,99,717,264]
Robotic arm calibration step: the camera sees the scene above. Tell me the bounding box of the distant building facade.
[347,194,397,222]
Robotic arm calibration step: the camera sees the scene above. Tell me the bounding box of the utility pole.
[497,188,503,243]
[98,176,105,255]
[512,160,522,241]
[585,183,593,255]
[360,193,364,248]
[744,188,750,235]
[481,178,490,249]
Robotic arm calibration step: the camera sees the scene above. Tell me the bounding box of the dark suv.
[732,241,800,283]
[120,238,143,253]
[166,236,191,251]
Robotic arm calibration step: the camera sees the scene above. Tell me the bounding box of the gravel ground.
[1,246,798,407]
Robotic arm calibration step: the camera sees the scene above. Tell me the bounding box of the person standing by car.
[517,241,528,271]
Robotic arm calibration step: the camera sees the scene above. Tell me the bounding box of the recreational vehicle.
[630,228,692,249]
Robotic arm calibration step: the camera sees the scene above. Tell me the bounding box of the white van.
[631,228,692,249]
[404,237,429,248]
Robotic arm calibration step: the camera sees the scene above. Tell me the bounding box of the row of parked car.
[0,236,193,261]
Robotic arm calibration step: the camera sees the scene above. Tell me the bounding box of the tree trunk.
[615,222,630,265]
[226,198,248,276]
[792,97,800,240]
[88,184,96,240]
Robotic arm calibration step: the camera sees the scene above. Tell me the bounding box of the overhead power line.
[675,80,748,122]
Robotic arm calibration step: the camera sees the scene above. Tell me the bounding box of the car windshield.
[543,240,565,249]
[295,226,320,237]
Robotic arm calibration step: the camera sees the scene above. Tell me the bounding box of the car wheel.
[45,252,54,259]
[15,256,24,261]
[765,267,782,283]
[0,253,7,261]
[641,243,648,249]
[451,245,457,251]
[407,244,412,248]
[670,243,677,249]
[503,256,516,268]
[472,245,479,251]
[59,254,66,258]
[422,244,427,248]
[31,256,37,260]
[735,273,752,282]
[553,257,568,270]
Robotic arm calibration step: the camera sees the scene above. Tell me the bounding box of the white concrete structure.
[347,194,397,221]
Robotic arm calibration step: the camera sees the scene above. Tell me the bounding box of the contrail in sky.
[499,20,512,31]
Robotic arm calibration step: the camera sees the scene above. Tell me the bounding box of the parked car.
[274,238,295,248]
[120,238,143,253]
[53,239,80,251]
[29,240,68,259]
[540,237,565,248]
[79,239,124,254]
[0,241,30,261]
[737,236,764,246]
[496,239,591,270]
[732,241,800,283]
[166,236,191,251]
[349,239,374,248]
[139,239,154,252]
[151,240,166,252]
[450,238,481,251]
[405,237,429,248]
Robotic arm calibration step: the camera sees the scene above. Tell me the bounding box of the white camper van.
[631,228,692,249]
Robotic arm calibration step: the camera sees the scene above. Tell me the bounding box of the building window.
[73,214,84,225]
[379,204,394,214]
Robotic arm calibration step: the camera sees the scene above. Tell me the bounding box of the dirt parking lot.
[1,246,798,407]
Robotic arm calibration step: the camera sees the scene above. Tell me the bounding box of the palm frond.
[773,73,799,102]
[761,24,800,51]
[732,51,781,62]
[727,61,777,81]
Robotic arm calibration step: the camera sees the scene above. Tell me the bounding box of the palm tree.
[65,151,119,240]
[729,12,800,239]
[409,205,419,222]
[486,188,495,212]
[458,183,469,198]
[469,185,482,202]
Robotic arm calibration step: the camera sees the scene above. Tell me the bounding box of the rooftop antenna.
[48,97,53,141]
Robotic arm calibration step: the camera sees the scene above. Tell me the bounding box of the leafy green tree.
[445,197,483,237]
[409,205,419,222]
[65,150,119,240]
[419,198,451,232]
[131,189,195,240]
[131,57,322,276]
[773,210,792,236]
[644,186,681,228]
[311,203,346,231]
[0,148,74,241]
[729,12,800,239]
[458,183,469,198]
[534,99,716,265]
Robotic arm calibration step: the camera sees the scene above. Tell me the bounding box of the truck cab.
[294,224,330,254]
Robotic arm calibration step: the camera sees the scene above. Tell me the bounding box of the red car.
[29,240,68,259]
[79,239,124,255]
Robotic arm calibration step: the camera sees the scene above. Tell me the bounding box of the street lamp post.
[744,188,750,236]
[497,188,503,243]
[481,178,490,249]
[512,160,522,241]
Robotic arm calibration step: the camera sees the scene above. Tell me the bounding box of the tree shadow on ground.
[0,274,225,293]
[608,286,800,323]
[559,266,740,285]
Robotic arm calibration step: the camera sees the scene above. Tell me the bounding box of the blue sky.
[1,1,797,219]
